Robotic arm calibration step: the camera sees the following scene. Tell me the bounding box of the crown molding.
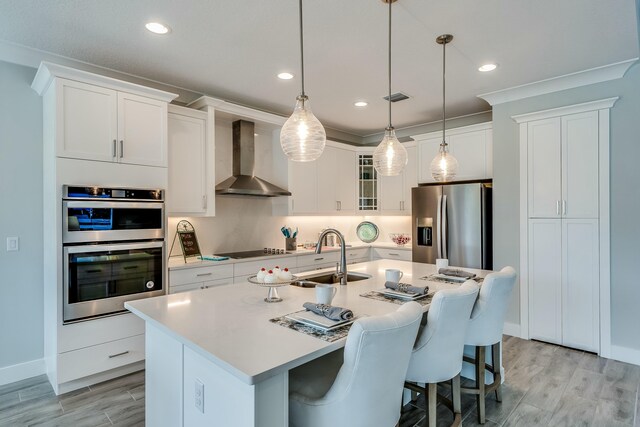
[511,97,619,123]
[478,59,638,106]
[188,96,287,126]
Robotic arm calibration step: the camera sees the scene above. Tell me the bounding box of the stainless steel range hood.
[215,120,292,197]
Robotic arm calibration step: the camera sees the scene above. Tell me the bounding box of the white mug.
[385,269,404,283]
[315,284,337,305]
[436,258,449,271]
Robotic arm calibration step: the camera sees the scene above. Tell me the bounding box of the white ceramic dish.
[380,288,431,300]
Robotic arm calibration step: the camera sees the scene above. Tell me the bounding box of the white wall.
[492,62,640,357]
[0,61,44,370]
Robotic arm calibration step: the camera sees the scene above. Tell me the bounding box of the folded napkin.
[438,268,476,279]
[303,302,354,321]
[384,281,429,295]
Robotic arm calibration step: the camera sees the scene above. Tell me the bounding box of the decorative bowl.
[389,233,411,246]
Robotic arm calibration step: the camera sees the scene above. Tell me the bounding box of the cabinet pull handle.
[196,272,213,277]
[119,140,124,158]
[87,269,102,274]
[556,200,560,215]
[389,253,400,256]
[562,200,566,215]
[123,266,138,270]
[314,257,324,261]
[108,350,129,359]
[338,201,341,210]
[202,195,207,209]
[112,139,117,158]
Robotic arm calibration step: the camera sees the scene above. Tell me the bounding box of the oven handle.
[63,200,163,210]
[64,240,164,254]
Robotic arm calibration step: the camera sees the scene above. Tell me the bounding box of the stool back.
[406,281,480,384]
[465,266,517,346]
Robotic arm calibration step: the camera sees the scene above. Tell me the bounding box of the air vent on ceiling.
[383,92,410,102]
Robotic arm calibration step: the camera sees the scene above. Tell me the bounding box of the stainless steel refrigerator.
[411,180,492,269]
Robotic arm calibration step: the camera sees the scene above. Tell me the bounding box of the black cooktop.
[215,250,292,259]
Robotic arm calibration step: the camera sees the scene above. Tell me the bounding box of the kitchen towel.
[303,302,353,321]
[438,268,477,279]
[384,281,429,295]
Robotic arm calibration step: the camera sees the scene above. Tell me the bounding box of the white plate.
[380,288,430,300]
[286,310,356,331]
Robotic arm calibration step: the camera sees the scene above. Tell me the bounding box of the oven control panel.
[64,186,163,201]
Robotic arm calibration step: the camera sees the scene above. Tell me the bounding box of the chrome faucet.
[316,228,348,286]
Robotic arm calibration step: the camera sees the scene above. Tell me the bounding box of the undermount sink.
[291,272,371,287]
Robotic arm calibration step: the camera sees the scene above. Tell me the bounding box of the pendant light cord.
[441,38,446,147]
[299,0,306,98]
[387,0,392,129]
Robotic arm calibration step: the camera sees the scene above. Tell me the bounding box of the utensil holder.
[284,237,297,251]
[285,237,297,251]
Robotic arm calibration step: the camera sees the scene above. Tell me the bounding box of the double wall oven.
[62,186,166,323]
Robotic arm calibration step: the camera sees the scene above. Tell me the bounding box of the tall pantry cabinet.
[514,98,617,354]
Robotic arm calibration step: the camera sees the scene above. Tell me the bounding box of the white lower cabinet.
[528,218,599,352]
[169,264,234,294]
[297,252,341,272]
[372,248,412,262]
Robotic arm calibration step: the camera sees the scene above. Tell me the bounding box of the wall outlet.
[194,379,204,413]
[6,237,19,252]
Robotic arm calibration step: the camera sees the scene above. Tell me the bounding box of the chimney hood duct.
[215,120,292,197]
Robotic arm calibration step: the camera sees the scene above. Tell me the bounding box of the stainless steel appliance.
[62,185,166,323]
[412,180,492,269]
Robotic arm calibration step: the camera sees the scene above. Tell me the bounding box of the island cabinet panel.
[183,346,288,427]
[145,324,183,427]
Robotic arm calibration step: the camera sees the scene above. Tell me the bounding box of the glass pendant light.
[280,0,326,162]
[373,0,407,176]
[430,34,458,181]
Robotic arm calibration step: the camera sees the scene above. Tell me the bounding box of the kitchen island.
[126,259,491,427]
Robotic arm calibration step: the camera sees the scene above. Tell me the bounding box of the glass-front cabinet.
[358,154,378,211]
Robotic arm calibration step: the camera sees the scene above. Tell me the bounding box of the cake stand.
[247,275,298,303]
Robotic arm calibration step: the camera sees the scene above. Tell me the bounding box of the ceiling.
[0,0,637,136]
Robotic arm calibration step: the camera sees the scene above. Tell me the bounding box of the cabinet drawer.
[58,313,145,353]
[233,257,295,277]
[297,252,340,269]
[373,248,412,261]
[346,247,370,260]
[170,264,234,287]
[169,282,203,294]
[58,334,144,383]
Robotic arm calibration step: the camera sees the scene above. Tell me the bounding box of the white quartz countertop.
[126,260,490,385]
[167,242,411,270]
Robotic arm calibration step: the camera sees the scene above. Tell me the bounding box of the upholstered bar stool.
[461,266,517,424]
[404,281,480,427]
[289,302,423,427]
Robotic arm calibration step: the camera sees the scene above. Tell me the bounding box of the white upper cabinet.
[168,105,214,216]
[527,112,599,219]
[31,62,177,168]
[527,117,562,218]
[288,143,355,215]
[58,79,118,162]
[117,92,168,167]
[379,144,417,214]
[415,122,493,184]
[562,112,599,218]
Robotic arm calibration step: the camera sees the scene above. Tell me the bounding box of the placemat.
[419,274,484,285]
[359,290,433,307]
[269,314,353,342]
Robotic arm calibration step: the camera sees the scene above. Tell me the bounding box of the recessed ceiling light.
[277,72,294,80]
[478,63,498,72]
[145,22,170,35]
[354,101,368,107]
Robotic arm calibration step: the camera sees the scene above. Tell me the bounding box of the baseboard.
[0,358,46,386]
[503,322,521,338]
[610,345,640,366]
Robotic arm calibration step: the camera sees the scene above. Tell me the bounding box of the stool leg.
[492,342,502,402]
[428,382,437,427]
[476,346,486,424]
[452,374,462,426]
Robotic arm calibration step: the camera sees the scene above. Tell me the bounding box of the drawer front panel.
[169,264,234,287]
[346,247,370,260]
[297,252,340,269]
[58,313,145,353]
[373,248,412,261]
[58,334,145,383]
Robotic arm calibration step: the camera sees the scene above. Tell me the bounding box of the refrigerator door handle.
[442,195,448,259]
[436,195,442,259]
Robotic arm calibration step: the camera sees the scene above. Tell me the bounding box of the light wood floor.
[1,336,638,426]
